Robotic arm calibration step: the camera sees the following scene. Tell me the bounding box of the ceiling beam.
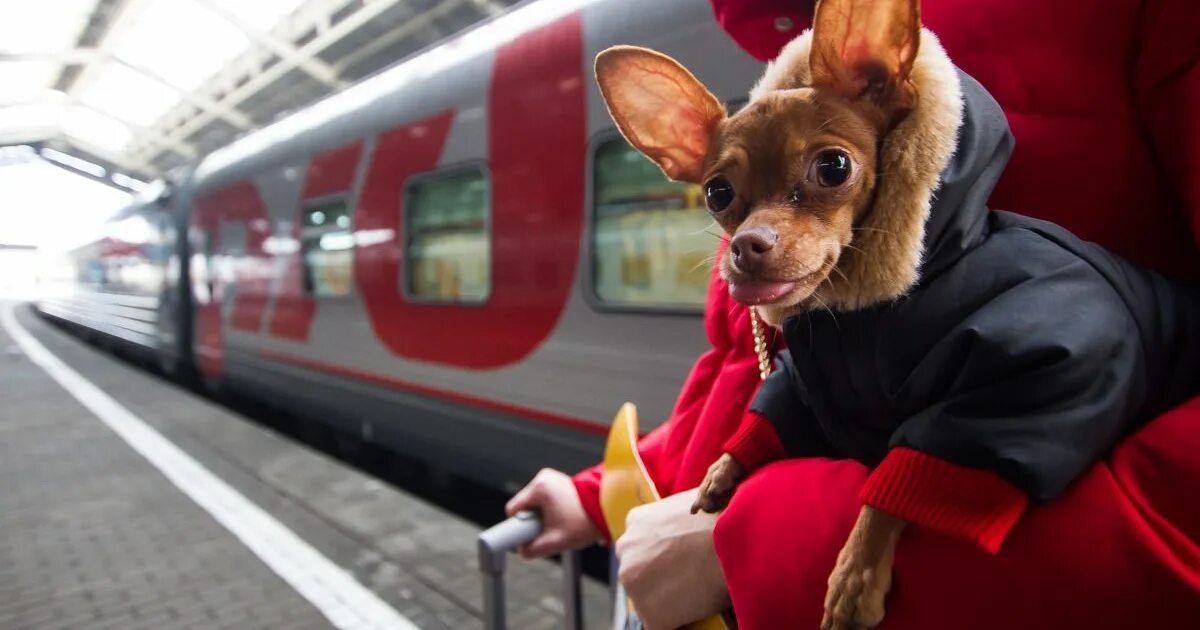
[74,100,199,160]
[1,49,252,131]
[330,4,438,73]
[192,0,347,90]
[63,0,149,98]
[468,0,507,16]
[128,0,455,168]
[54,0,132,93]
[0,90,195,161]
[65,0,253,134]
[110,57,253,130]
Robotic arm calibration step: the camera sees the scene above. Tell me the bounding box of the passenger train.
[36,0,766,491]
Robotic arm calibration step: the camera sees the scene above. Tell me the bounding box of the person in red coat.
[507,1,1200,627]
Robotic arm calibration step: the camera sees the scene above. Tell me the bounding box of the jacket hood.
[750,27,1013,311]
[919,72,1014,279]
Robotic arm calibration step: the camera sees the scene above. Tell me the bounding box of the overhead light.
[112,172,148,191]
[0,145,37,161]
[40,147,107,178]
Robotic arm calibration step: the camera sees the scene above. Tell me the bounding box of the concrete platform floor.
[0,302,610,630]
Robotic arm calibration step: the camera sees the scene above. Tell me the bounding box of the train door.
[152,206,181,372]
[190,224,223,382]
[190,180,270,384]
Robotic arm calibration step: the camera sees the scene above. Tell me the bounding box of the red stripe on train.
[353,12,586,369]
[256,348,609,437]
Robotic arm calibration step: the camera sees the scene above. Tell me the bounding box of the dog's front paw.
[820,538,895,630]
[690,454,745,514]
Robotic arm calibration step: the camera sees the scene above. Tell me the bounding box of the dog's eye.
[812,150,852,187]
[704,178,735,213]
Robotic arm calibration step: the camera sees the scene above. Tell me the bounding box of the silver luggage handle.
[478,510,584,630]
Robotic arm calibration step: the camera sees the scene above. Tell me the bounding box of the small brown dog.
[597,0,938,628]
[596,0,1200,627]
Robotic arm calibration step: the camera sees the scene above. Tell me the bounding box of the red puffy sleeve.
[571,346,724,540]
[571,431,667,542]
[1135,0,1200,250]
[572,238,779,540]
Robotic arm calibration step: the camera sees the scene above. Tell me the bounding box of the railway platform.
[0,301,610,630]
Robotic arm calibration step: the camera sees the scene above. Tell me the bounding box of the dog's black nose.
[730,227,777,272]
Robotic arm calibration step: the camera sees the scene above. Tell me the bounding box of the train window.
[301,198,355,297]
[592,137,715,310]
[404,167,490,303]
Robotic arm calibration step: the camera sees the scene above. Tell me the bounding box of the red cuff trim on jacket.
[722,411,787,471]
[571,471,612,542]
[860,447,1028,554]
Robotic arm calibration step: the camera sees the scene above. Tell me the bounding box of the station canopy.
[0,0,518,191]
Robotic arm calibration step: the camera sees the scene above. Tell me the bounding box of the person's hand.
[506,468,602,558]
[615,489,730,630]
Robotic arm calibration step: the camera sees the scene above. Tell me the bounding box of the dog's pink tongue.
[729,280,797,305]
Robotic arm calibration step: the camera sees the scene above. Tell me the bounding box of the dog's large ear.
[809,0,920,118]
[595,46,725,183]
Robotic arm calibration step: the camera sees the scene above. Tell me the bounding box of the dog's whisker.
[842,243,869,257]
[811,293,840,330]
[688,221,723,238]
[689,255,717,274]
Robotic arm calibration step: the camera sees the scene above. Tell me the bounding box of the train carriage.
[38,0,766,491]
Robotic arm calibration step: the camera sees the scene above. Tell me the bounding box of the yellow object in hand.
[600,403,732,630]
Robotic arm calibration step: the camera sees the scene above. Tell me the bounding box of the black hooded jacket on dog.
[752,71,1200,503]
